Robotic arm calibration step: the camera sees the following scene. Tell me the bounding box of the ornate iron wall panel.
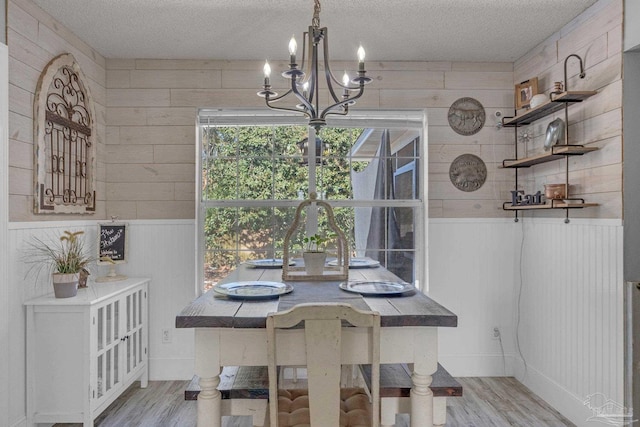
[33,53,96,214]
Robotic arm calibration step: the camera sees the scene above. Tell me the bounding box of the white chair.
[266,303,380,427]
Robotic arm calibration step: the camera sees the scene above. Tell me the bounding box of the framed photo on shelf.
[515,77,538,110]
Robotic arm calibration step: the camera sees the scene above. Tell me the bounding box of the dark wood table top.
[176,264,457,329]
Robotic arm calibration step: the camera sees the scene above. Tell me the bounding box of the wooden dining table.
[176,262,457,427]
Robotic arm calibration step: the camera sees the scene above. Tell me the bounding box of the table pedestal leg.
[197,375,222,427]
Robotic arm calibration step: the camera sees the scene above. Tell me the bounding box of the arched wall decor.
[33,53,96,214]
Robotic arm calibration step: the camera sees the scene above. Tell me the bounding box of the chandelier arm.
[263,88,294,103]
[325,108,349,118]
[299,31,309,78]
[265,98,312,117]
[320,29,349,103]
[320,86,364,120]
[307,26,322,111]
[290,74,317,117]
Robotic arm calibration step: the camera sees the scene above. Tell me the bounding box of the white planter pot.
[52,272,79,298]
[303,252,327,276]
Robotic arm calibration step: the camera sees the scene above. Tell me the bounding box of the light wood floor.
[55,377,576,427]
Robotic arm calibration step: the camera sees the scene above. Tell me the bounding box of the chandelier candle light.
[258,0,372,130]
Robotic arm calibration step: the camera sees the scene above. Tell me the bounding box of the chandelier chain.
[312,0,321,28]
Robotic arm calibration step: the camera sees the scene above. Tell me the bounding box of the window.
[197,110,427,293]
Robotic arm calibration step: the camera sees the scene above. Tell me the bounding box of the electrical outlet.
[162,328,172,343]
[492,327,501,340]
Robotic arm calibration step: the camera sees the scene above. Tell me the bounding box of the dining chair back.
[266,303,380,427]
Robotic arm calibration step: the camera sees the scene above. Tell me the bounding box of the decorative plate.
[328,258,380,269]
[447,97,486,136]
[246,259,294,269]
[449,153,487,192]
[339,280,415,296]
[213,281,293,300]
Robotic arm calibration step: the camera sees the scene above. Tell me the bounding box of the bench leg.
[379,397,448,427]
[222,399,268,427]
[381,397,410,426]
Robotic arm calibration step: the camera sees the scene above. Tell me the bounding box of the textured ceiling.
[32,0,599,62]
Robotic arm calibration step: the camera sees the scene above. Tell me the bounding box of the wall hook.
[563,54,586,91]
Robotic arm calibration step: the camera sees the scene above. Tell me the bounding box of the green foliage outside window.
[202,125,365,286]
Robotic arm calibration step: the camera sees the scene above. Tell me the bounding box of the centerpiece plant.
[301,232,335,276]
[302,233,333,253]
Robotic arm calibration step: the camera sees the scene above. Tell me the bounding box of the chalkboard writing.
[98,223,127,264]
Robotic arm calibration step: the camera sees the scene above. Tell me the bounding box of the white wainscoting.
[429,217,624,427]
[516,218,624,426]
[9,221,98,427]
[7,218,623,426]
[8,219,197,424]
[113,220,196,380]
[429,218,520,377]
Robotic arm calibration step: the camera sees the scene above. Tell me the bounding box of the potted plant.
[27,230,93,298]
[301,232,333,276]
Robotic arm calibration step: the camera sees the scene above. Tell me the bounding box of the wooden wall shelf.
[503,201,599,211]
[501,91,597,127]
[502,145,599,168]
[500,69,598,222]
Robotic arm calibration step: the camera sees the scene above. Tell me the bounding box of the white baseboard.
[149,357,195,381]
[438,354,516,377]
[518,363,612,427]
[9,416,27,427]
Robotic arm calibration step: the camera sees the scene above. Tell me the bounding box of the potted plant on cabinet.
[301,233,334,276]
[27,230,93,298]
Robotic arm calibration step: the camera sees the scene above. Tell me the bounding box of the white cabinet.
[25,278,149,427]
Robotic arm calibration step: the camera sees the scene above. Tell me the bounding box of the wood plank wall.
[104,58,515,220]
[7,0,108,221]
[513,0,622,220]
[8,0,622,222]
[7,0,518,222]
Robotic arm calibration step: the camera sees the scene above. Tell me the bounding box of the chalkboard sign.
[98,222,128,264]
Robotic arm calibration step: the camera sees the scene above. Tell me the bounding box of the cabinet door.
[94,297,122,405]
[122,286,146,382]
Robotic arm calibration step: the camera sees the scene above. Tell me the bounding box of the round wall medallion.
[449,154,487,192]
[447,97,486,136]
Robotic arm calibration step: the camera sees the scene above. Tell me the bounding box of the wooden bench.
[187,364,461,426]
[185,366,269,427]
[359,363,462,398]
[359,363,462,427]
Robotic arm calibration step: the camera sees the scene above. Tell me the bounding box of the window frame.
[195,109,428,295]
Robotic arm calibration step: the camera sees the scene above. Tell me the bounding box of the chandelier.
[258,0,372,130]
